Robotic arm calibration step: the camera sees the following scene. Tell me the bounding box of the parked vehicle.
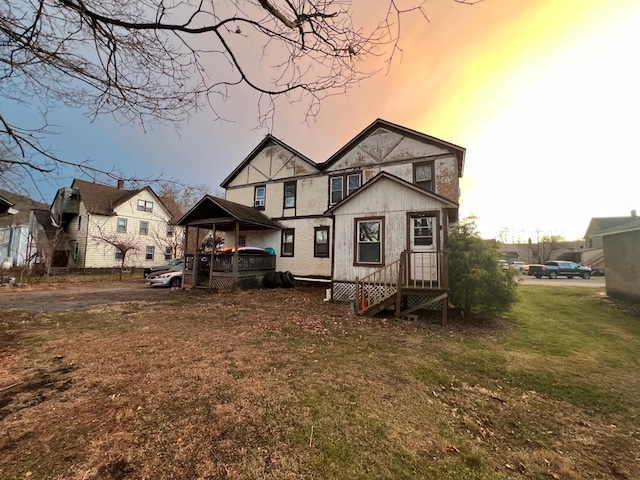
[527,261,592,279]
[143,258,183,278]
[511,261,525,271]
[145,264,183,288]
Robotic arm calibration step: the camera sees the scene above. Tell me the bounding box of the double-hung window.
[115,248,123,260]
[355,218,383,265]
[414,162,434,192]
[137,200,153,212]
[283,181,296,209]
[330,173,361,205]
[164,247,172,260]
[281,229,295,257]
[117,218,127,233]
[254,186,266,209]
[146,246,155,261]
[314,227,330,258]
[139,221,149,235]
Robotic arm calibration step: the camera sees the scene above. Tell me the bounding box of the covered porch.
[177,196,281,291]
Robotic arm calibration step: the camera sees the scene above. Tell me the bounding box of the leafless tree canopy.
[0,0,478,187]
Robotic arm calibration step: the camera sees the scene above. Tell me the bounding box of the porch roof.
[177,195,282,232]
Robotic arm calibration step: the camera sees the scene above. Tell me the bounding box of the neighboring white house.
[0,189,49,267]
[50,179,183,268]
[179,119,465,316]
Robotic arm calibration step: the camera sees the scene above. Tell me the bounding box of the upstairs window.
[283,181,296,209]
[77,216,82,231]
[314,226,330,258]
[167,227,174,237]
[73,243,79,260]
[330,173,361,205]
[137,199,154,213]
[254,186,266,209]
[355,218,383,265]
[139,221,149,235]
[414,162,434,192]
[117,218,127,233]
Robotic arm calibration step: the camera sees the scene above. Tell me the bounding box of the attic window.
[137,200,153,212]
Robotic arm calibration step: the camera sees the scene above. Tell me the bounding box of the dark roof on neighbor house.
[158,195,184,224]
[220,135,319,188]
[71,179,179,220]
[583,214,638,239]
[321,118,466,175]
[0,189,49,227]
[325,171,458,215]
[72,179,144,216]
[177,195,282,232]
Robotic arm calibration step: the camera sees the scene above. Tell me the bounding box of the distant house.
[49,179,182,269]
[590,214,640,304]
[581,211,639,274]
[0,189,48,267]
[179,119,465,320]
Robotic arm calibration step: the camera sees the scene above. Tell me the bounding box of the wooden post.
[355,277,360,314]
[183,225,189,288]
[209,222,216,290]
[395,254,404,317]
[193,226,200,289]
[232,221,239,288]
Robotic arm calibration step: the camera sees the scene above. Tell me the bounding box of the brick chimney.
[117,179,124,189]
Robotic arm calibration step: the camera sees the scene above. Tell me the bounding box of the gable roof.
[321,118,466,175]
[30,208,59,241]
[71,179,176,219]
[72,179,145,216]
[177,195,282,232]
[583,215,638,239]
[0,189,49,227]
[325,171,458,215]
[220,135,318,188]
[589,218,640,237]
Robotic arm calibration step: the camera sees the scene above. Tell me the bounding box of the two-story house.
[179,119,465,318]
[49,179,182,269]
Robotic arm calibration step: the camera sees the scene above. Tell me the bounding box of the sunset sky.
[11,0,640,241]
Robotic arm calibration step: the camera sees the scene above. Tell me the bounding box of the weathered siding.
[603,231,640,303]
[226,175,328,218]
[226,144,318,188]
[332,177,446,282]
[226,217,332,277]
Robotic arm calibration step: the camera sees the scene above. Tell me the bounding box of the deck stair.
[355,251,449,324]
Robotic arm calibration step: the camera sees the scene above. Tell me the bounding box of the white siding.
[225,217,332,277]
[81,190,176,268]
[332,177,448,282]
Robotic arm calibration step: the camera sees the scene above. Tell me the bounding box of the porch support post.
[232,221,239,287]
[209,222,216,290]
[183,225,189,288]
[193,226,200,290]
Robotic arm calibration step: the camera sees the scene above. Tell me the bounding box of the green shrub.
[448,221,518,316]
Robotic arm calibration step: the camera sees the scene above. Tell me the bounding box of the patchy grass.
[1,285,639,479]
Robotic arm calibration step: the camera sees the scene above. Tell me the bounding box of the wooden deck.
[355,251,449,323]
[183,253,276,291]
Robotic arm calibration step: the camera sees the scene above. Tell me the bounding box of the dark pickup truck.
[528,261,592,279]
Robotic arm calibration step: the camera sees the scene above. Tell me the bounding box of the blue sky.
[6,0,640,241]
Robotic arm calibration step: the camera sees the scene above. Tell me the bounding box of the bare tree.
[90,221,141,279]
[530,233,564,264]
[1,0,478,189]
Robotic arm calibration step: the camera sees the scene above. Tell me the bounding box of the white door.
[408,214,438,284]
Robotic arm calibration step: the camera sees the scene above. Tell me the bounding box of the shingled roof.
[72,179,144,216]
[177,195,281,231]
[0,189,49,227]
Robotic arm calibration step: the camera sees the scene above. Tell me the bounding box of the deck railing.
[356,250,448,313]
[185,253,276,273]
